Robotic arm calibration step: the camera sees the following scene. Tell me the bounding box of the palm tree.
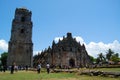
[106,49,114,61]
[98,53,106,63]
[111,53,119,63]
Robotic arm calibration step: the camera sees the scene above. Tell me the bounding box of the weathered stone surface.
[80,70,120,78]
[37,33,92,68]
[7,8,33,67]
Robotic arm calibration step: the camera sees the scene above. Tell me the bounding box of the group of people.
[10,64,29,74]
[0,65,15,73]
[0,63,50,74]
[37,63,50,74]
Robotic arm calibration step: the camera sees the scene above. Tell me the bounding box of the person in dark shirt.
[11,64,14,74]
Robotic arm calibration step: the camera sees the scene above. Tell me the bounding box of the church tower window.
[20,29,24,33]
[21,16,25,22]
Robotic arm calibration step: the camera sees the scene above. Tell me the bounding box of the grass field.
[0,68,120,80]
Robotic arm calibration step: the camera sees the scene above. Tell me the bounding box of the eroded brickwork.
[7,8,33,67]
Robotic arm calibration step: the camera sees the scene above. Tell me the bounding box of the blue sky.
[0,0,120,57]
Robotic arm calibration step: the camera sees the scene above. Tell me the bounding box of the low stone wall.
[80,70,120,78]
[52,69,120,78]
[52,69,77,73]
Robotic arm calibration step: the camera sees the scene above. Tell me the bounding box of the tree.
[106,49,114,61]
[0,52,8,66]
[96,57,100,64]
[110,53,119,63]
[0,57,1,65]
[89,55,96,63]
[98,53,106,62]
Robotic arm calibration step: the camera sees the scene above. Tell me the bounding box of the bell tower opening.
[21,16,25,22]
[20,29,24,33]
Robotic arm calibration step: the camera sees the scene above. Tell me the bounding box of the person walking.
[46,63,50,74]
[37,63,41,74]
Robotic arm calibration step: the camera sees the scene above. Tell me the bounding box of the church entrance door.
[69,58,75,67]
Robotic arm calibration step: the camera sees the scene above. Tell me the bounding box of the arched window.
[20,29,24,33]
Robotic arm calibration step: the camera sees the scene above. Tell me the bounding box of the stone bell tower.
[7,8,33,67]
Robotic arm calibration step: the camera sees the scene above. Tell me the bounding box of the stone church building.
[7,8,92,68]
[36,33,92,68]
[7,8,33,67]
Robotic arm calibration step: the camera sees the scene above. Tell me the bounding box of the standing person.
[25,65,28,71]
[46,63,50,74]
[14,65,18,72]
[37,63,41,74]
[11,64,14,74]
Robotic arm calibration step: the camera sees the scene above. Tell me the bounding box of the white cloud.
[54,37,63,43]
[54,36,120,58]
[0,39,8,52]
[73,36,85,44]
[33,51,41,56]
[86,40,120,58]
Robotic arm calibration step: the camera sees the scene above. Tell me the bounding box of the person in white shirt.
[46,63,50,74]
[37,63,41,73]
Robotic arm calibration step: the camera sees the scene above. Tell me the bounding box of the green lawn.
[0,70,119,80]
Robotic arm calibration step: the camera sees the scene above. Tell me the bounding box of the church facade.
[7,8,33,67]
[37,33,92,68]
